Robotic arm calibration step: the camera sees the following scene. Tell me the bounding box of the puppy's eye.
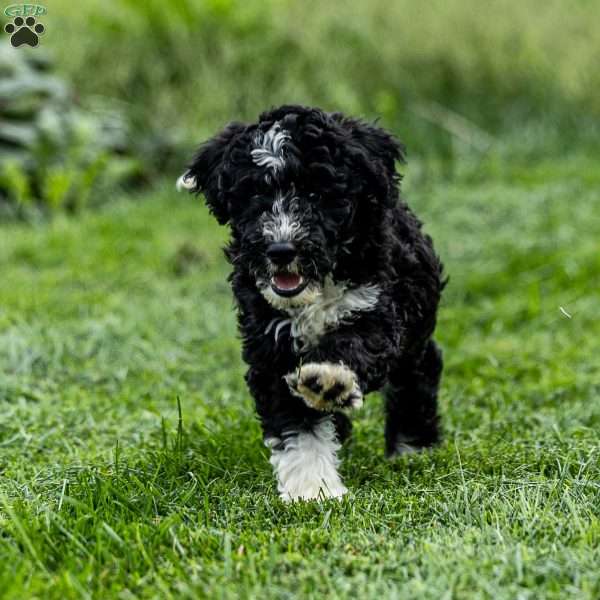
[249,194,270,205]
[325,200,353,224]
[255,196,277,211]
[237,195,270,217]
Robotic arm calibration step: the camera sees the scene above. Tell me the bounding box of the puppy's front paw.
[285,362,363,411]
[268,420,348,502]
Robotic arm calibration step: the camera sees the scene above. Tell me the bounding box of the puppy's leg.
[331,411,352,443]
[284,362,363,411]
[266,417,348,502]
[384,339,442,457]
[247,368,349,502]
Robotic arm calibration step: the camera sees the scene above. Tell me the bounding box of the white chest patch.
[265,277,382,351]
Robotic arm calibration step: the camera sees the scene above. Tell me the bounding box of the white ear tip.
[176,173,197,192]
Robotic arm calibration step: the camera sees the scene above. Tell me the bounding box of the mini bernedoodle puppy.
[177,105,445,502]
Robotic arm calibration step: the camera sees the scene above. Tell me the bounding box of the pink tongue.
[273,273,302,290]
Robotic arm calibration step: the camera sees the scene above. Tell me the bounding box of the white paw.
[279,482,348,502]
[284,362,363,411]
[390,443,421,456]
[277,473,348,502]
[268,419,348,502]
[387,436,425,458]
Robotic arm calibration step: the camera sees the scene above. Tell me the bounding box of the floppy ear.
[176,121,246,225]
[331,113,405,165]
[331,114,406,205]
[350,120,406,173]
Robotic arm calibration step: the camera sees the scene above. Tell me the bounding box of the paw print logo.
[4,16,45,48]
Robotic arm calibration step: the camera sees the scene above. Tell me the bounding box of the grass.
[2,1,599,595]
[1,149,599,598]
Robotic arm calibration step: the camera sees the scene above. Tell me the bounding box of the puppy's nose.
[266,242,297,266]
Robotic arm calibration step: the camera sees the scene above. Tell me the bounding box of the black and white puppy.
[177,105,445,501]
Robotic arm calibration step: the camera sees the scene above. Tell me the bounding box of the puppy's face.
[233,186,350,310]
[177,106,403,310]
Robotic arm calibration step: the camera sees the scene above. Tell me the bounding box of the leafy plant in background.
[4,0,600,218]
[0,41,143,218]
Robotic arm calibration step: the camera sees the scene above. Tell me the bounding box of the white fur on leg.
[268,418,347,502]
[392,443,421,455]
[389,435,423,458]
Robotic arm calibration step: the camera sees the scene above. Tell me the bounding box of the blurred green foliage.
[0,43,145,218]
[49,0,600,153]
[3,0,600,215]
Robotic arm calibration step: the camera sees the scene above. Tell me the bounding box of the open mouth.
[271,271,308,297]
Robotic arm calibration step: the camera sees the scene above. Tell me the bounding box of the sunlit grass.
[1,159,599,597]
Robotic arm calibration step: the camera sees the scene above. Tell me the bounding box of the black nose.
[266,242,297,266]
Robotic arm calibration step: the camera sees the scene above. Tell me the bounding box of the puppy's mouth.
[270,270,308,297]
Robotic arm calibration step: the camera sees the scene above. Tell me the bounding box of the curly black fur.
[179,105,445,498]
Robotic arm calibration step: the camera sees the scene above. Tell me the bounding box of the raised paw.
[284,362,363,411]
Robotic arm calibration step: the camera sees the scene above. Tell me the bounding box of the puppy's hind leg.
[384,339,443,457]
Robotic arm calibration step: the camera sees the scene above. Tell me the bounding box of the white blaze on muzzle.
[262,196,305,243]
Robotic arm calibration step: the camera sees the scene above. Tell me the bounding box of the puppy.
[178,105,445,501]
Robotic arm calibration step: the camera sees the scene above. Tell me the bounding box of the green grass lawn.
[1,155,599,599]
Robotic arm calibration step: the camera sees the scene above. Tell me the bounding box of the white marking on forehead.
[264,277,382,351]
[262,195,306,243]
[251,122,290,177]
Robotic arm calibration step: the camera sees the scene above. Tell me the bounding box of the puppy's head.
[178,105,404,310]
